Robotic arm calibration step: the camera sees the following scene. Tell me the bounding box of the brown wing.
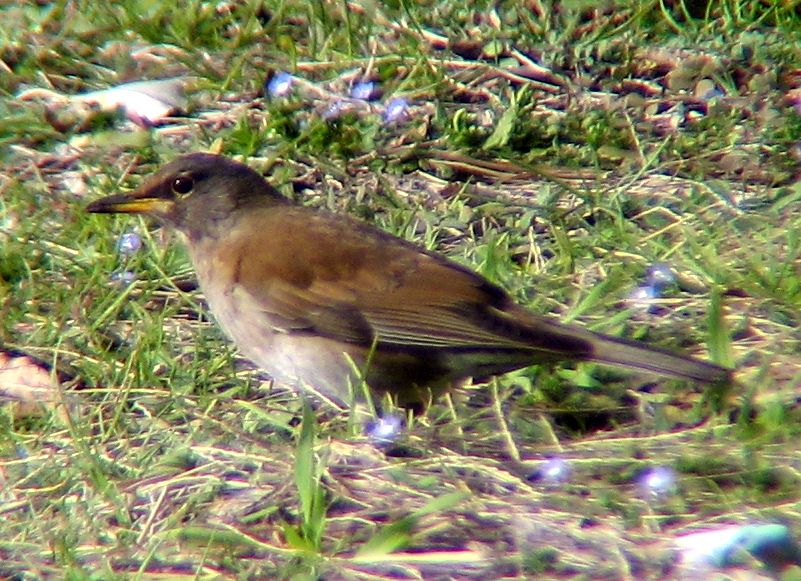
[225,205,534,350]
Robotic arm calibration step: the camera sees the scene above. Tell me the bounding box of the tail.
[511,311,733,384]
[586,330,731,384]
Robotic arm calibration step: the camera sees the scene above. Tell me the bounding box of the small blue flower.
[382,97,409,124]
[529,456,572,485]
[627,284,661,313]
[645,263,676,290]
[116,232,142,256]
[266,72,294,98]
[351,80,379,101]
[109,270,136,287]
[365,413,404,445]
[638,465,677,500]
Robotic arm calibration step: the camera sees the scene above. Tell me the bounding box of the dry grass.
[3,1,801,579]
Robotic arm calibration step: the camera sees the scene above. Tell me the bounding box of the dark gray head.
[86,153,291,238]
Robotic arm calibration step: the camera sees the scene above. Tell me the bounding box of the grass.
[3,0,801,578]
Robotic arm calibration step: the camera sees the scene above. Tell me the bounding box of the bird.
[87,153,732,409]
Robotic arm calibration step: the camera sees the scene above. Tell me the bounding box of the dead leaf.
[0,350,64,419]
[18,77,186,129]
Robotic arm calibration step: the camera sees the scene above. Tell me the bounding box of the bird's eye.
[172,176,194,196]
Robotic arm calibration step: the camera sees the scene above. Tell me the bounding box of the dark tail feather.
[587,331,731,384]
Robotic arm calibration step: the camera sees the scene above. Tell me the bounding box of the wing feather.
[226,206,530,350]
